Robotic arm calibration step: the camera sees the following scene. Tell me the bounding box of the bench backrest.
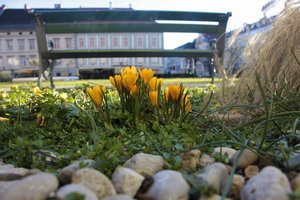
[31,9,231,66]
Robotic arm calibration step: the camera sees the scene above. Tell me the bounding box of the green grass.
[0,78,220,89]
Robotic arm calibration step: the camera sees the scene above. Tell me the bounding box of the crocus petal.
[141,69,155,83]
[109,76,116,88]
[130,84,138,94]
[87,87,101,108]
[149,91,158,108]
[149,77,163,91]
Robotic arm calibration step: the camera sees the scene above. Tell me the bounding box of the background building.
[165,14,276,77]
[0,4,164,79]
[225,15,276,74]
[165,34,216,77]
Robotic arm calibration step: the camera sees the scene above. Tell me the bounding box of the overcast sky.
[2,0,285,49]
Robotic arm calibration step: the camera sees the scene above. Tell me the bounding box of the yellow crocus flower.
[140,68,154,84]
[185,101,192,113]
[0,92,8,99]
[37,113,45,126]
[149,91,158,108]
[10,85,19,91]
[164,87,169,102]
[122,66,138,76]
[122,71,138,92]
[181,95,192,113]
[109,75,122,92]
[59,92,68,100]
[86,85,105,109]
[32,86,42,96]
[130,84,138,94]
[149,77,163,91]
[167,84,184,102]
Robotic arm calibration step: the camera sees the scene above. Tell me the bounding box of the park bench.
[31,9,231,87]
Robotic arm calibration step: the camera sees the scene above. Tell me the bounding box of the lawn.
[0,77,220,89]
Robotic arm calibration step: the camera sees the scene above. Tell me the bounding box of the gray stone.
[112,166,144,197]
[0,167,29,176]
[0,164,14,170]
[146,170,190,200]
[181,149,201,170]
[196,162,228,193]
[0,173,24,181]
[124,153,164,176]
[103,194,134,200]
[213,147,237,160]
[229,174,244,199]
[285,153,300,170]
[199,194,232,200]
[241,166,291,200]
[72,168,116,199]
[230,149,258,169]
[198,154,215,168]
[244,165,259,179]
[26,168,43,176]
[56,184,98,200]
[291,173,300,191]
[59,159,95,184]
[0,173,58,200]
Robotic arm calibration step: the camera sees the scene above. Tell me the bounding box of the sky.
[1,0,285,49]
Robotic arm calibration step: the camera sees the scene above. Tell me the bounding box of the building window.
[151,37,157,48]
[6,39,13,50]
[151,57,158,64]
[89,36,96,48]
[89,58,97,65]
[53,38,60,49]
[7,56,16,67]
[19,32,23,35]
[79,37,85,48]
[137,57,144,64]
[29,55,38,66]
[65,38,72,49]
[78,58,85,66]
[19,55,26,66]
[99,36,106,47]
[123,36,129,47]
[137,36,143,48]
[100,58,107,64]
[0,57,3,68]
[113,36,119,48]
[18,39,25,50]
[112,58,119,65]
[28,39,35,50]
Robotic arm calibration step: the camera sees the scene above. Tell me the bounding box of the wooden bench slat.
[33,10,230,23]
[45,49,214,59]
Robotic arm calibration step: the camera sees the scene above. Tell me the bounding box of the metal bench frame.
[31,9,231,87]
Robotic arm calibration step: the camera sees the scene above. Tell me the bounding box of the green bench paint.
[31,9,231,87]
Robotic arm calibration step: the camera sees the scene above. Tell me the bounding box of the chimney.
[54,4,61,9]
[109,2,112,10]
[129,4,132,9]
[24,4,28,9]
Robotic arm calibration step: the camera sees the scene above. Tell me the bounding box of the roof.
[175,41,195,50]
[0,7,135,31]
[0,9,35,31]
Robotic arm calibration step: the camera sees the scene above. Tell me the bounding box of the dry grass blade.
[232,2,300,103]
